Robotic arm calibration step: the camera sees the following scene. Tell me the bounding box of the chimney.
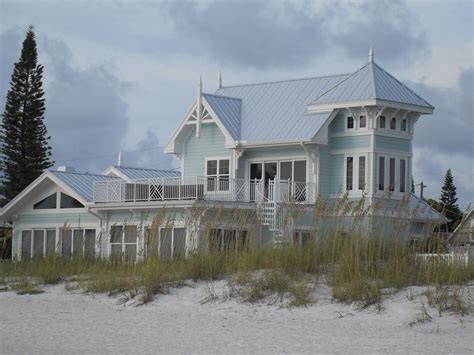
[57,166,75,173]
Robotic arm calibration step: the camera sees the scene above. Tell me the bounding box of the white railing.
[416,252,469,266]
[93,177,316,204]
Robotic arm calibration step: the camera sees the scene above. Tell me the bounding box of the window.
[206,159,230,191]
[400,159,406,193]
[358,156,366,190]
[293,231,313,247]
[62,228,96,258]
[145,227,186,259]
[359,116,366,128]
[379,116,386,129]
[346,157,353,191]
[208,228,248,252]
[347,116,354,129]
[390,117,396,130]
[110,225,137,261]
[401,119,407,132]
[33,193,57,209]
[389,158,395,191]
[60,193,84,208]
[378,157,385,191]
[21,229,56,259]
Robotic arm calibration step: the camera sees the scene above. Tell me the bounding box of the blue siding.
[375,135,411,153]
[18,213,98,226]
[183,124,230,177]
[331,135,370,150]
[329,114,345,133]
[319,145,344,196]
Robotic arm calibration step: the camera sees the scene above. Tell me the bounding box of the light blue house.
[0,49,445,260]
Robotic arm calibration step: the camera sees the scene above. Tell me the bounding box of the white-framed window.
[110,225,137,260]
[390,117,397,130]
[359,116,367,128]
[345,154,367,192]
[208,228,248,252]
[293,230,313,246]
[206,158,230,191]
[377,154,408,194]
[21,228,56,259]
[401,119,407,132]
[145,227,187,260]
[379,116,386,129]
[61,228,96,258]
[33,193,57,209]
[347,116,354,129]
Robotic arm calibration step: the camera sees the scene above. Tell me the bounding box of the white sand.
[1,281,473,354]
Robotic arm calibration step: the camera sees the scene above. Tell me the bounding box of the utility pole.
[416,182,427,199]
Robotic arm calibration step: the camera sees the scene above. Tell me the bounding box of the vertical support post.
[196,76,202,138]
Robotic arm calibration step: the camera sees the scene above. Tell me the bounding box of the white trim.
[308,99,434,114]
[342,152,368,197]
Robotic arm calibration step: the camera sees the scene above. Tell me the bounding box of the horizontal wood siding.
[329,114,345,133]
[375,135,411,153]
[183,124,229,177]
[319,145,344,197]
[18,213,98,226]
[331,135,370,151]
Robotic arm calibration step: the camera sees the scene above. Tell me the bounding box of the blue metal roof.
[215,74,348,142]
[50,171,119,202]
[203,93,241,140]
[311,62,433,108]
[112,166,180,180]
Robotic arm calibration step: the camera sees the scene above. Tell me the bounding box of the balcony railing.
[93,176,316,204]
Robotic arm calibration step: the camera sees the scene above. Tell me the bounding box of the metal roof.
[111,166,181,180]
[50,171,120,202]
[408,194,448,222]
[203,93,241,140]
[215,74,348,142]
[311,62,433,108]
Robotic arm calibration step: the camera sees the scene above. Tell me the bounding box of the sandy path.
[1,281,473,354]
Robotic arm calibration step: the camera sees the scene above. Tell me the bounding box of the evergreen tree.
[0,26,52,203]
[439,169,462,232]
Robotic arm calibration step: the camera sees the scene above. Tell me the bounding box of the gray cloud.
[411,67,474,157]
[164,0,428,69]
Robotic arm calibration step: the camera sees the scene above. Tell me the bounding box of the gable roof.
[215,74,347,143]
[49,170,120,202]
[103,165,180,181]
[202,93,241,140]
[310,62,433,110]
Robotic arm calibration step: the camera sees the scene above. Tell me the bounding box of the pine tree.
[439,169,462,232]
[0,26,52,203]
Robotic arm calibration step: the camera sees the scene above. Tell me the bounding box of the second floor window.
[379,116,386,129]
[346,157,353,190]
[359,116,366,128]
[347,116,354,129]
[390,117,397,130]
[206,159,230,191]
[401,119,407,132]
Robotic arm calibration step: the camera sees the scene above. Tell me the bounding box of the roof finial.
[198,75,202,97]
[217,71,222,89]
[369,47,374,63]
[117,150,122,167]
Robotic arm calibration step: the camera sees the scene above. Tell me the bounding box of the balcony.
[92,176,316,204]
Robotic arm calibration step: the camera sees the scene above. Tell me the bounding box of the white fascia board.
[307,100,434,115]
[236,139,314,149]
[165,101,198,154]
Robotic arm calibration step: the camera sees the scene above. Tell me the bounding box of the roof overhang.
[307,99,434,115]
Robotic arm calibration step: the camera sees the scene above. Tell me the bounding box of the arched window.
[60,193,84,208]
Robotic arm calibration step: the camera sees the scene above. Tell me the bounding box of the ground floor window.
[61,228,96,258]
[21,229,56,259]
[293,230,313,247]
[208,228,248,252]
[145,227,186,260]
[110,225,138,261]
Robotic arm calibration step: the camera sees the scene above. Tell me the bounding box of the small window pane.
[359,116,366,128]
[219,159,229,175]
[125,244,137,261]
[173,228,186,259]
[21,231,32,259]
[347,116,354,129]
[379,157,385,191]
[60,193,84,208]
[84,229,96,258]
[400,159,406,193]
[390,118,396,130]
[73,229,84,256]
[401,119,407,132]
[111,244,122,257]
[280,162,292,181]
[33,230,45,257]
[110,226,123,244]
[33,193,57,209]
[46,229,56,256]
[294,161,306,183]
[389,158,395,191]
[146,228,159,257]
[160,228,172,260]
[207,160,217,175]
[358,156,366,190]
[379,116,386,129]
[124,225,137,243]
[61,229,72,258]
[346,157,353,191]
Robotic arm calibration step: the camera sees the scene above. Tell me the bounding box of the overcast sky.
[0,0,472,208]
